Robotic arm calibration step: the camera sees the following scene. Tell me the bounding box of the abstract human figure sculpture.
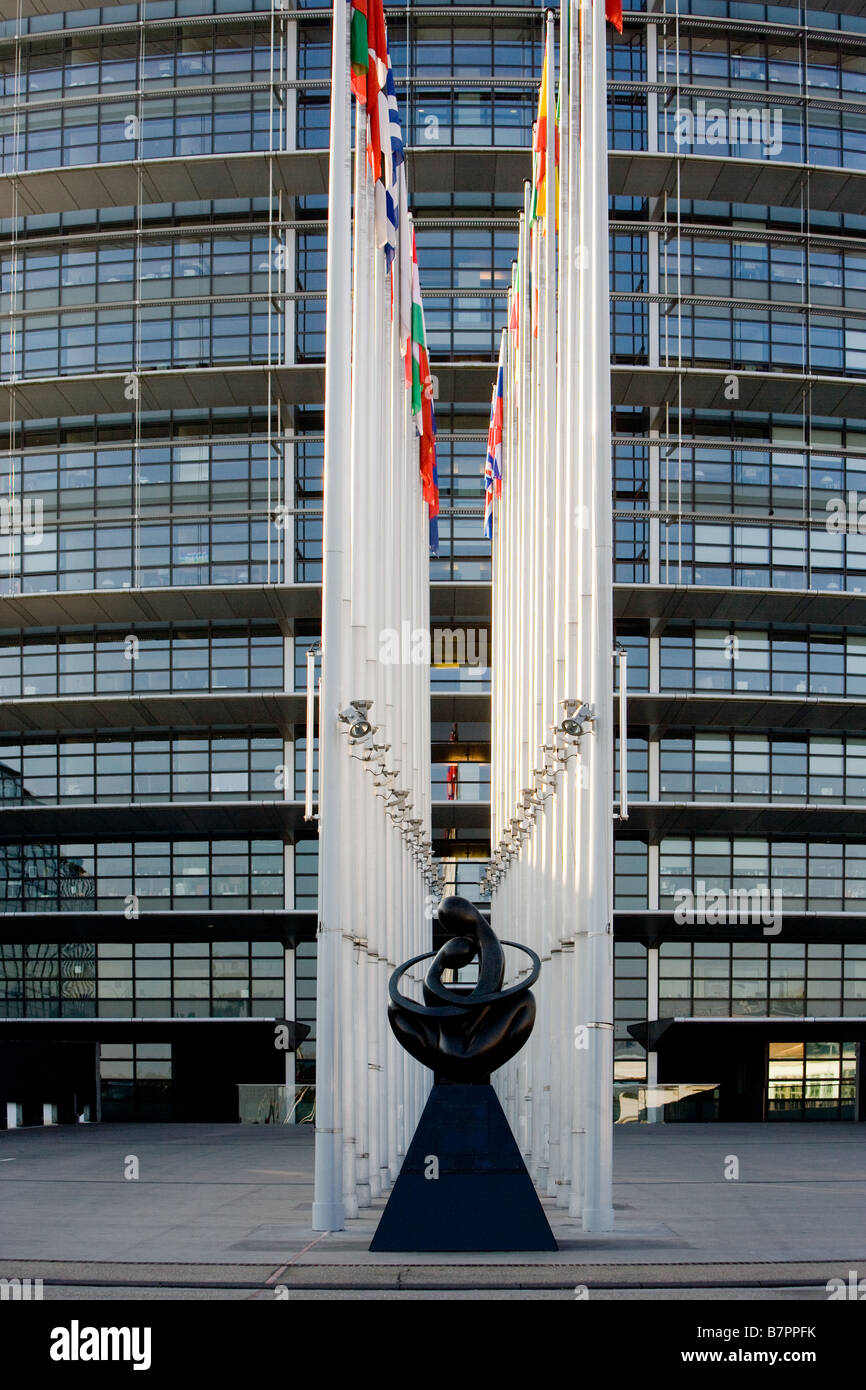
[370,894,557,1251]
[387,895,540,1083]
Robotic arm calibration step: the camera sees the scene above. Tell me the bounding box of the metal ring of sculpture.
[389,943,541,1016]
[386,895,539,1083]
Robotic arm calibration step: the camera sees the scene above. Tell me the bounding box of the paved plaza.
[1,1121,864,1298]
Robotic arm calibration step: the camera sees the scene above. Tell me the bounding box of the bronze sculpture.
[370,894,557,1251]
[387,895,540,1083]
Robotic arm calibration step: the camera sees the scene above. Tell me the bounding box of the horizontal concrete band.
[0,689,862,736]
[625,798,866,835]
[628,692,866,733]
[0,795,861,840]
[0,796,486,836]
[0,909,317,946]
[3,363,863,423]
[4,582,863,638]
[614,584,866,627]
[0,149,861,220]
[0,582,482,631]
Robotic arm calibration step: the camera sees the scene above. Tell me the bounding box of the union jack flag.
[483,332,505,539]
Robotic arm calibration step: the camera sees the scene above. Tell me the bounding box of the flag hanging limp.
[483,334,504,539]
[529,33,558,232]
[349,0,440,553]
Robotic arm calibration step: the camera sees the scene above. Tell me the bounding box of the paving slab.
[1,1121,865,1284]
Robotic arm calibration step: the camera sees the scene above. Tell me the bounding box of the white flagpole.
[349,105,371,1212]
[312,0,351,1232]
[540,8,558,1197]
[554,0,574,1208]
[582,0,615,1234]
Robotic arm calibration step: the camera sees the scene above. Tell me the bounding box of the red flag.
[365,0,388,179]
[606,0,623,34]
[446,723,458,802]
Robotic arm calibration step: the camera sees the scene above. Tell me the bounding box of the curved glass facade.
[0,0,864,1121]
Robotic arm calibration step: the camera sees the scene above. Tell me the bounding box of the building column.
[646,944,661,1123]
[284,944,296,1122]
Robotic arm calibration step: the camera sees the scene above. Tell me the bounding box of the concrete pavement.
[1,1121,864,1296]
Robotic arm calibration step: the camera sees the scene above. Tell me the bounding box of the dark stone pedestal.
[369,1083,558,1252]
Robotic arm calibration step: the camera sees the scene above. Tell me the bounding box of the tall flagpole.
[312,0,351,1232]
[581,0,615,1233]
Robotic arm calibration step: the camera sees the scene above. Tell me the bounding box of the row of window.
[0,439,280,504]
[2,0,865,48]
[2,234,280,310]
[615,837,866,912]
[0,92,273,172]
[0,838,284,911]
[0,938,284,1018]
[297,227,515,296]
[668,2,866,34]
[3,86,866,174]
[659,303,866,376]
[659,101,866,170]
[658,38,866,96]
[654,444,866,518]
[1,302,281,378]
[8,299,866,380]
[657,733,866,804]
[0,623,283,698]
[766,1040,857,1120]
[661,237,866,308]
[0,732,285,806]
[657,521,866,592]
[657,941,866,1018]
[0,28,274,98]
[0,0,281,42]
[300,94,866,166]
[0,518,278,594]
[656,625,866,698]
[295,299,866,374]
[5,499,866,597]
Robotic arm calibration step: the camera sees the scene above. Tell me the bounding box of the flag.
[357,0,387,179]
[408,227,435,503]
[529,32,559,231]
[349,0,368,102]
[606,0,624,35]
[347,1,437,542]
[484,386,496,541]
[483,334,504,539]
[407,228,440,535]
[508,260,519,348]
[429,444,440,556]
[446,722,458,801]
[378,53,405,266]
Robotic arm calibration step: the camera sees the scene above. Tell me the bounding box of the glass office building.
[1,0,865,1122]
